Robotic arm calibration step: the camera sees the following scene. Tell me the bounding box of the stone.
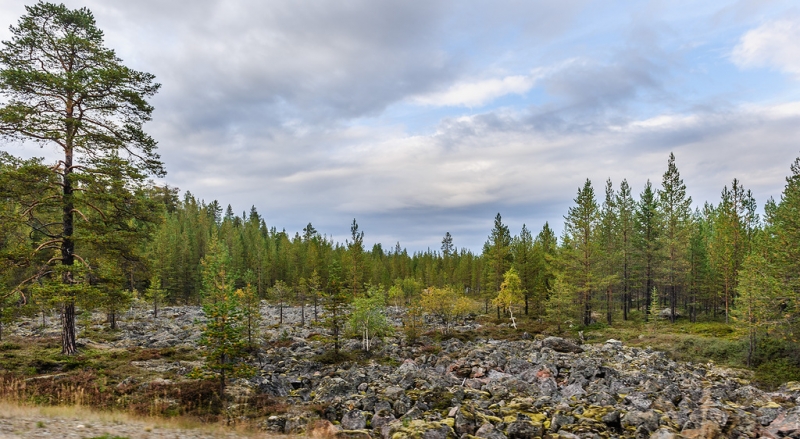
[316,377,354,401]
[622,410,660,432]
[542,336,584,353]
[767,408,800,438]
[341,410,367,430]
[384,386,405,399]
[475,422,508,439]
[689,407,728,429]
[374,400,393,415]
[649,428,682,439]
[397,359,419,374]
[550,413,576,432]
[601,410,621,428]
[681,420,722,439]
[335,431,371,439]
[625,392,654,411]
[506,419,543,439]
[284,416,309,434]
[561,382,586,400]
[454,409,476,436]
[263,415,287,432]
[371,414,396,431]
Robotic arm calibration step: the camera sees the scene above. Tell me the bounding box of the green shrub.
[754,358,800,390]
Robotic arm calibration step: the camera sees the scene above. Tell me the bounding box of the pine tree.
[687,208,713,322]
[545,273,577,332]
[711,179,757,323]
[0,3,163,354]
[648,287,660,334]
[512,225,536,315]
[236,282,261,350]
[734,251,784,366]
[658,153,692,323]
[197,234,253,397]
[532,223,557,318]
[561,179,600,326]
[598,179,619,325]
[483,213,512,315]
[616,179,636,320]
[347,219,365,297]
[635,180,661,321]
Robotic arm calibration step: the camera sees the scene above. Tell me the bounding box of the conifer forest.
[2,2,800,437]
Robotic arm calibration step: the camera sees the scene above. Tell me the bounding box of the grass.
[0,400,274,438]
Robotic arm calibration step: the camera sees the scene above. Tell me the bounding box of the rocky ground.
[6,304,800,438]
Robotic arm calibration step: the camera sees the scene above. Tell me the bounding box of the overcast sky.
[2,1,799,252]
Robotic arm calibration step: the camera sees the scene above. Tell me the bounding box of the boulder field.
[9,305,800,438]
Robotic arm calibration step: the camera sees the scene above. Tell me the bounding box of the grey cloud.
[63,0,589,131]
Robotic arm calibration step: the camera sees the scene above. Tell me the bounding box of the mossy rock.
[388,419,457,439]
[336,430,372,439]
[476,414,502,424]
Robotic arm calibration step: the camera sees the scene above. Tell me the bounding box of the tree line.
[1,3,799,370]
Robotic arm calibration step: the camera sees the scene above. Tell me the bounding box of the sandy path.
[0,403,278,439]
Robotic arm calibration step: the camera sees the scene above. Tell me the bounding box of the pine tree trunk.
[61,302,77,355]
[108,311,117,330]
[61,123,77,355]
[524,293,529,316]
[220,366,226,398]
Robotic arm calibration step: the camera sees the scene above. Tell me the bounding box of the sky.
[1,0,799,253]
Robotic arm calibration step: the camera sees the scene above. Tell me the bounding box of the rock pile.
[8,305,800,438]
[252,335,800,438]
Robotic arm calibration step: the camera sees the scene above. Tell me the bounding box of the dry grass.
[0,399,281,438]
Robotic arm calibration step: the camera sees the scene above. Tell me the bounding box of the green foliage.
[545,273,578,331]
[348,287,393,351]
[419,286,474,334]
[483,213,513,308]
[235,282,262,349]
[0,2,163,354]
[197,236,254,396]
[492,268,523,328]
[560,179,600,326]
[648,287,660,334]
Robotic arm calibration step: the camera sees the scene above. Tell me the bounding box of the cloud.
[411,73,540,107]
[3,0,800,252]
[732,18,800,77]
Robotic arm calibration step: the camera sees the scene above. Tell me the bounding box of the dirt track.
[0,405,271,439]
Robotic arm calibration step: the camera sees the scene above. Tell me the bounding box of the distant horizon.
[2,0,799,253]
